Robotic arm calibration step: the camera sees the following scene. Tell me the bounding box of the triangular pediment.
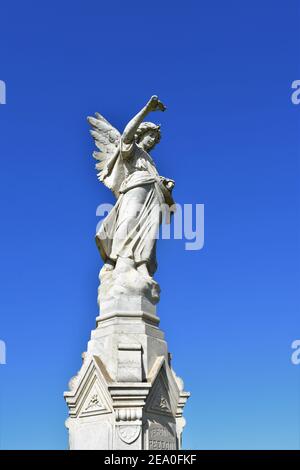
[146,357,180,417]
[65,355,113,418]
[78,374,110,417]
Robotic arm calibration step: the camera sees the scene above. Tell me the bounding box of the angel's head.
[135,122,161,151]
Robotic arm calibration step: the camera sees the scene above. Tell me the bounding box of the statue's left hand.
[160,176,175,191]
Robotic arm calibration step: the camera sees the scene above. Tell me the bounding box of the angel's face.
[140,130,158,151]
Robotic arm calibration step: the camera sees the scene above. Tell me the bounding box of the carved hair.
[135,122,161,145]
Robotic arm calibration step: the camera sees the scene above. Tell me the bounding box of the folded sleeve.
[120,137,135,161]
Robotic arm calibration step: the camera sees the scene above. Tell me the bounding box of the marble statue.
[64,96,190,450]
[88,96,175,306]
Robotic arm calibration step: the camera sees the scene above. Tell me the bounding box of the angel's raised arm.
[122,95,166,144]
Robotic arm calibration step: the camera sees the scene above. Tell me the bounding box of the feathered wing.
[87,113,124,196]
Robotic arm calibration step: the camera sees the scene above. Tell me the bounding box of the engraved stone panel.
[148,423,177,450]
[117,343,142,382]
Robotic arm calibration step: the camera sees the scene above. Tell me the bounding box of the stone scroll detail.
[116,408,142,422]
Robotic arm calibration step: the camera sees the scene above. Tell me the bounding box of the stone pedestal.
[64,296,190,450]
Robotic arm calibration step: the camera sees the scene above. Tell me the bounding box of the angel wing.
[87,113,123,195]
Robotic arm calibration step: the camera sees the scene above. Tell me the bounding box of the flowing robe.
[96,139,174,276]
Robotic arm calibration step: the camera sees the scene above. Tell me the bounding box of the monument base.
[64,297,190,450]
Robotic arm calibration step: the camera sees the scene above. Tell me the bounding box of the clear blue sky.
[0,0,299,450]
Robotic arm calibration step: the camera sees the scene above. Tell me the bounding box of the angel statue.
[88,96,175,307]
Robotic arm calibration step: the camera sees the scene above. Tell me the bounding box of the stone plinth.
[64,297,190,450]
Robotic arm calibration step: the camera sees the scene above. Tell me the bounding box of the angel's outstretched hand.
[146,95,167,112]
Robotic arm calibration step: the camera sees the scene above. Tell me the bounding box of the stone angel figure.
[88,96,175,306]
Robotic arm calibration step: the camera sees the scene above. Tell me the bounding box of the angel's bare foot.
[137,262,150,277]
[101,260,114,273]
